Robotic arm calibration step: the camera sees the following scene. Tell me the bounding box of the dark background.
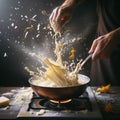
[0,0,97,86]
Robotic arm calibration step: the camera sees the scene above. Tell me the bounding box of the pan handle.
[81,54,93,68]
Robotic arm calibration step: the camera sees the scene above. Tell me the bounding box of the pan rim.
[28,74,90,89]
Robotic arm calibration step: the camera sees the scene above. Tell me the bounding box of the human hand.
[49,0,76,33]
[88,28,120,61]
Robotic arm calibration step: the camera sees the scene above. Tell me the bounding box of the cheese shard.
[0,96,10,107]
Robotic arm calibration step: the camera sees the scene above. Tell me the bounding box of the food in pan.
[25,39,84,87]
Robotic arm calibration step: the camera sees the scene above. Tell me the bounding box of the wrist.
[112,27,120,45]
[62,0,76,8]
[62,0,85,9]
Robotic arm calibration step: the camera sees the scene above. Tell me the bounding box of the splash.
[25,38,84,87]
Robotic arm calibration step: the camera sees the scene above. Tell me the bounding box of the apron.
[90,0,120,86]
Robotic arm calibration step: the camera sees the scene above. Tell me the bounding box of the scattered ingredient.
[63,29,71,34]
[2,92,14,97]
[25,25,33,31]
[47,24,52,30]
[0,96,10,107]
[41,10,48,16]
[104,103,113,112]
[96,84,111,93]
[69,48,76,59]
[3,53,8,57]
[10,87,33,106]
[36,109,46,115]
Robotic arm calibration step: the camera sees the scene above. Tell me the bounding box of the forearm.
[62,0,86,8]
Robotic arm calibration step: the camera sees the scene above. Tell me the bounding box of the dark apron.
[90,0,120,86]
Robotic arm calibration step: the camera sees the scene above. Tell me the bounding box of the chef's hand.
[89,27,120,61]
[49,0,76,32]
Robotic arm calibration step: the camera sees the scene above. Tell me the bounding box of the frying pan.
[29,74,90,100]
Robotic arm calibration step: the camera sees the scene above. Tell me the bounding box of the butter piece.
[0,96,10,107]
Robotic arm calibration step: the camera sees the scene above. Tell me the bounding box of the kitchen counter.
[92,86,120,120]
[0,87,32,119]
[0,86,120,120]
[0,87,20,119]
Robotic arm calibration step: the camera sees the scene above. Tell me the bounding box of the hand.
[49,0,76,33]
[88,28,120,61]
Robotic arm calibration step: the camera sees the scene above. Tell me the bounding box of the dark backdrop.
[0,0,97,86]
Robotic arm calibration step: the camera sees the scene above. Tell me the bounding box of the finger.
[49,10,56,26]
[49,9,54,21]
[92,47,100,61]
[49,7,59,25]
[92,41,103,61]
[88,39,98,54]
[55,7,62,22]
[52,7,60,22]
[49,13,54,25]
